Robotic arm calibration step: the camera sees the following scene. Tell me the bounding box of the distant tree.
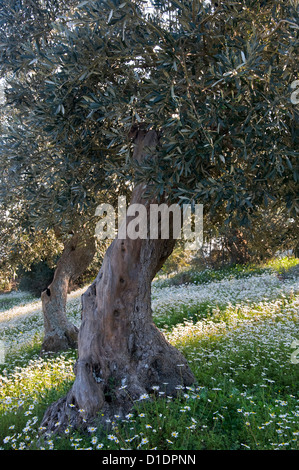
[0,0,118,351]
[0,203,63,292]
[239,204,298,262]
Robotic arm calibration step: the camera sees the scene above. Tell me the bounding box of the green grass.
[0,292,37,312]
[154,256,299,288]
[0,257,298,450]
[266,256,299,274]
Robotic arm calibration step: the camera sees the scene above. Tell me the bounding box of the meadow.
[0,257,298,451]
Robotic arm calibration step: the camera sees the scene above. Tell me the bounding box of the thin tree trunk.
[41,233,96,353]
[40,129,195,433]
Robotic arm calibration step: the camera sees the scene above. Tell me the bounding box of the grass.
[153,256,299,288]
[0,291,37,313]
[0,257,298,450]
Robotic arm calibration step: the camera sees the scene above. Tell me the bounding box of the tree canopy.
[0,0,298,237]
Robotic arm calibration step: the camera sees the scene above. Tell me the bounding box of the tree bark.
[40,233,96,353]
[40,129,195,433]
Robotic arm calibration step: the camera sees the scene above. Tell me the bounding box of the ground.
[0,257,298,450]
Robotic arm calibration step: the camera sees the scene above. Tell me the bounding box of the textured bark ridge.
[41,234,96,353]
[40,130,195,433]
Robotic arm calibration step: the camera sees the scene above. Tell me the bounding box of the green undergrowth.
[154,256,299,288]
[0,258,298,450]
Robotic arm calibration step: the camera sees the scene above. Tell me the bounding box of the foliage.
[159,240,193,274]
[220,204,299,263]
[17,261,56,297]
[0,204,63,293]
[0,0,130,236]
[0,0,298,236]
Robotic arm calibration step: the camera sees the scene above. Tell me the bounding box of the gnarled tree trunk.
[40,129,195,433]
[41,233,96,353]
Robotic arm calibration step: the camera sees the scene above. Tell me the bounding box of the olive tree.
[0,0,119,351]
[0,0,298,430]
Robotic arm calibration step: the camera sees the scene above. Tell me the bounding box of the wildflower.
[87,426,97,433]
[241,444,250,449]
[96,443,104,449]
[171,432,179,438]
[187,424,196,429]
[91,436,98,445]
[108,434,119,443]
[47,440,54,450]
[139,393,149,400]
